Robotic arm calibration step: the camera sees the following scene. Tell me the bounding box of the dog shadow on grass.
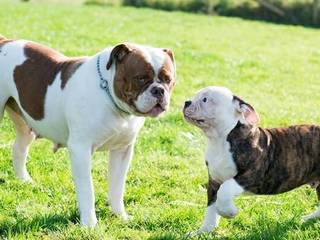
[148,217,314,240]
[0,209,79,238]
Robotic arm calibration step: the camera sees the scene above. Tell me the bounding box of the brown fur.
[227,122,320,194]
[13,42,85,120]
[111,44,175,111]
[208,176,220,206]
[158,53,175,93]
[113,46,155,111]
[60,57,86,89]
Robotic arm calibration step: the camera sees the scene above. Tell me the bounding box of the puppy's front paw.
[216,202,238,219]
[302,211,320,222]
[185,225,216,238]
[197,224,216,234]
[302,214,312,222]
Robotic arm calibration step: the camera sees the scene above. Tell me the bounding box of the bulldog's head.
[183,86,259,136]
[106,43,175,117]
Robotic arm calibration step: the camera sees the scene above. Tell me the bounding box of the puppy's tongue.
[148,104,165,117]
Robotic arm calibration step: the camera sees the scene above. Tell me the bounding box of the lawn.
[1,0,320,239]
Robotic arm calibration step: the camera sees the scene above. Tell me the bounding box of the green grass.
[1,1,320,239]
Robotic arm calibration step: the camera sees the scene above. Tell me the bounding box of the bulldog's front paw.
[16,171,33,183]
[216,202,238,219]
[19,175,33,183]
[111,207,132,221]
[118,211,133,221]
[80,212,97,227]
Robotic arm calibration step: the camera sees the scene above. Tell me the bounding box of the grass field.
[1,0,320,239]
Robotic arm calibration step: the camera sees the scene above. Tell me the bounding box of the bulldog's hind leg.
[0,95,7,122]
[302,185,320,222]
[6,100,35,182]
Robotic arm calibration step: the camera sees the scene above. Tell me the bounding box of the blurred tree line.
[22,0,320,27]
[119,0,320,27]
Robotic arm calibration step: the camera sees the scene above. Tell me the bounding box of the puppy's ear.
[106,43,132,70]
[233,95,259,126]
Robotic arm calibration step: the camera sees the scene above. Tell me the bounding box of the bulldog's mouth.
[146,103,165,117]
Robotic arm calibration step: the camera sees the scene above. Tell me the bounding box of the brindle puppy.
[183,86,320,233]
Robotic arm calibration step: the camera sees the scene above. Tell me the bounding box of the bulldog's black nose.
[184,101,192,108]
[151,87,164,98]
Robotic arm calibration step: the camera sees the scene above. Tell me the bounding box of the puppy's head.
[107,43,175,117]
[183,86,259,134]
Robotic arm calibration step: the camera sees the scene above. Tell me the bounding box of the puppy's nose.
[184,101,192,109]
[151,87,164,98]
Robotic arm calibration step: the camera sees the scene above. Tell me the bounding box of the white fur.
[184,87,247,233]
[303,206,320,222]
[197,204,220,233]
[216,178,244,218]
[134,45,169,114]
[6,107,35,182]
[206,138,237,183]
[108,144,134,219]
[0,40,170,226]
[103,44,170,116]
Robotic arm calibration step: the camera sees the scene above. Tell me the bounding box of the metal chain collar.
[97,54,130,115]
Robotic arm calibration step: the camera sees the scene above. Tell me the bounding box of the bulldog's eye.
[136,76,147,83]
[163,76,171,83]
[203,97,207,103]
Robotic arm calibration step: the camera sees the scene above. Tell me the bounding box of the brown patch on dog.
[13,42,85,120]
[112,44,155,111]
[316,185,320,201]
[158,51,175,93]
[227,122,320,195]
[207,176,220,206]
[60,57,86,89]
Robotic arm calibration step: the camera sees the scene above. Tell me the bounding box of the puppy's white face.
[183,86,259,134]
[107,43,175,117]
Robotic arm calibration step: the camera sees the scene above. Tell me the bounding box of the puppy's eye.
[203,97,207,103]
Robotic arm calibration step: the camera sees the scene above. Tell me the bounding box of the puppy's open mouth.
[184,115,205,125]
[147,103,165,117]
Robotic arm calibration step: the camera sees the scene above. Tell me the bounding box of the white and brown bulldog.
[183,86,320,233]
[0,36,175,226]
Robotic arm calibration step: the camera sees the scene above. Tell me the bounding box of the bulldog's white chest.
[96,116,145,151]
[206,138,237,183]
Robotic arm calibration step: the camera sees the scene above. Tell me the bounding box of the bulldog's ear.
[233,95,259,126]
[163,48,175,63]
[106,43,132,70]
